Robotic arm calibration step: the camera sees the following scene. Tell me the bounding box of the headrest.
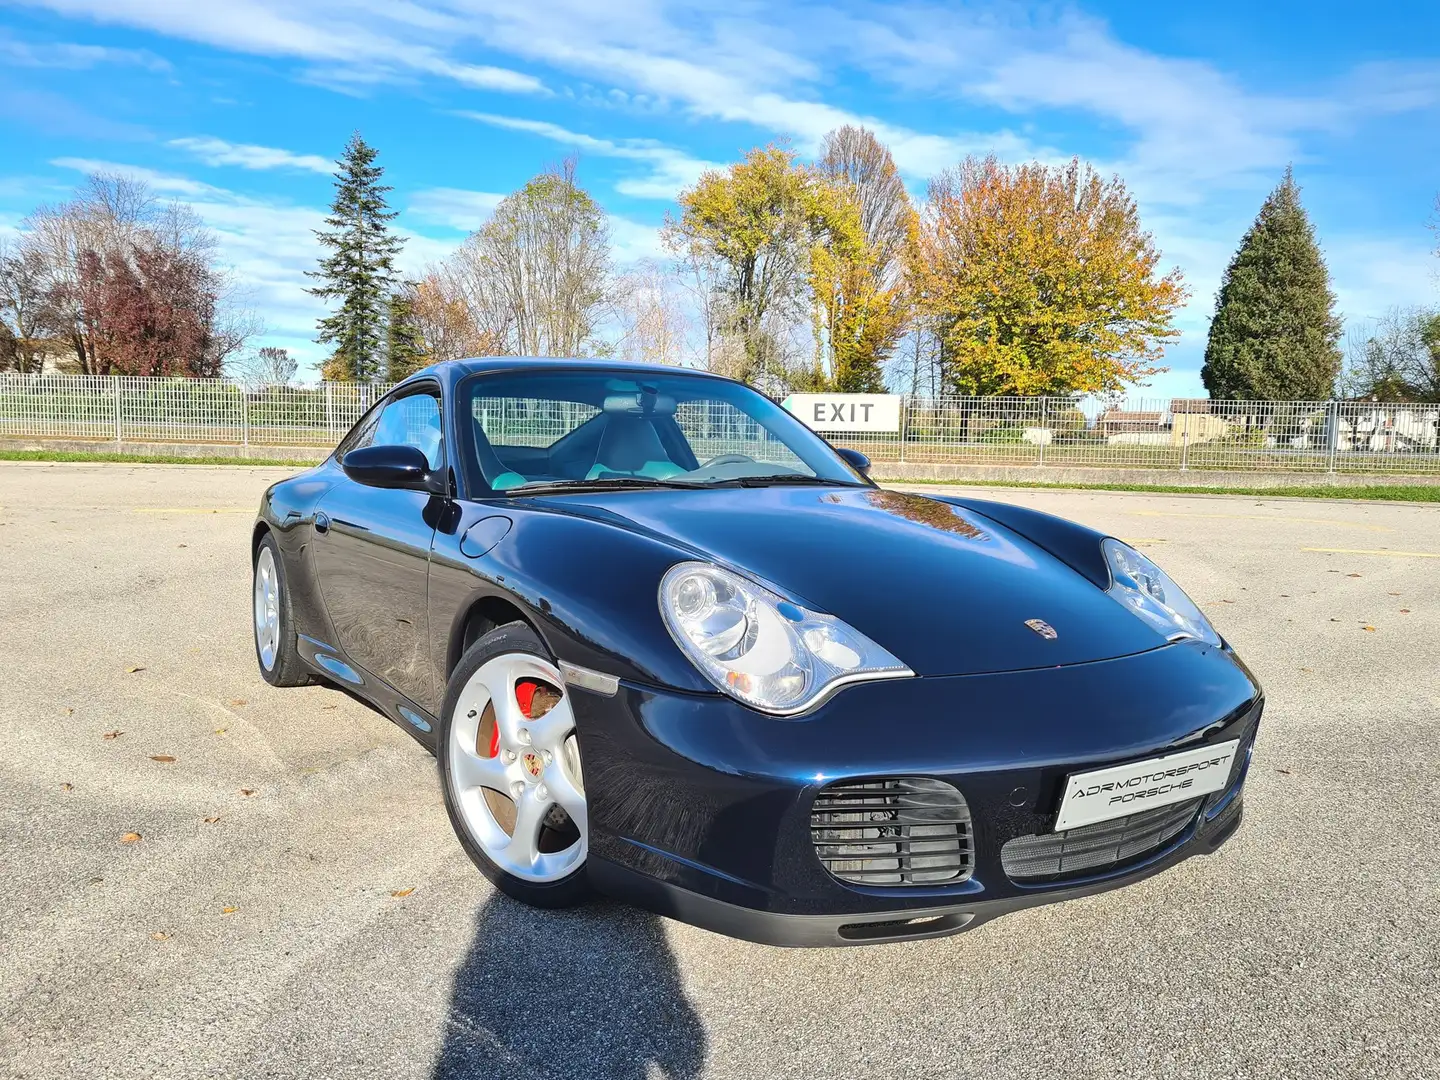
[602,391,676,416]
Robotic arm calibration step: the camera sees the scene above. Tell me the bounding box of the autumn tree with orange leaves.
[917,156,1186,396]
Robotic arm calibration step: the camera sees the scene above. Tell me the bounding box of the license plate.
[1054,740,1240,831]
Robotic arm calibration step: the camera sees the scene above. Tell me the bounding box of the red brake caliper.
[489,680,542,759]
[515,679,539,719]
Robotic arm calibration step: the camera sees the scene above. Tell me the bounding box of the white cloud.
[408,187,504,232]
[168,136,333,174]
[49,157,224,197]
[8,0,546,96]
[607,215,666,264]
[457,112,717,199]
[0,32,169,71]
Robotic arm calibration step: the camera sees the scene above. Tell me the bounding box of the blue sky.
[1,0,1437,395]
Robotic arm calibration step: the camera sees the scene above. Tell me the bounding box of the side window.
[336,400,383,458]
[371,392,444,468]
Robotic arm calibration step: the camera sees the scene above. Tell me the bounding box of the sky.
[1,0,1438,397]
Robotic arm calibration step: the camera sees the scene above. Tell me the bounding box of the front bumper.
[573,640,1261,946]
[591,798,1245,946]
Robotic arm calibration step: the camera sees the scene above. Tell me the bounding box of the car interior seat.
[585,393,686,480]
[470,416,527,491]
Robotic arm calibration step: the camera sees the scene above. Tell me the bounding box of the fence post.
[112,377,122,446]
[240,383,249,449]
[897,395,908,464]
[1180,414,1189,471]
[1326,400,1339,474]
[1037,397,1048,467]
[325,381,334,440]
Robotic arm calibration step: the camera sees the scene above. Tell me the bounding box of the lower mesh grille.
[811,777,972,886]
[1001,798,1200,882]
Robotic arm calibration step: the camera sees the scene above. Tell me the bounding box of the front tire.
[253,532,309,687]
[438,621,591,908]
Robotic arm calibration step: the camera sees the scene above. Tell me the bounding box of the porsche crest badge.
[1024,618,1058,640]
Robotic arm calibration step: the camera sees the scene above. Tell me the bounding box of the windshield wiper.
[506,477,706,495]
[703,474,864,488]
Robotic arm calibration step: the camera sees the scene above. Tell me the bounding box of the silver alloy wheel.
[253,546,280,671]
[449,653,587,883]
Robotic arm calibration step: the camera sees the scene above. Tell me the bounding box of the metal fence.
[2,372,1439,475]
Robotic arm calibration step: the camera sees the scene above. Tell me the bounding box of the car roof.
[399,357,737,396]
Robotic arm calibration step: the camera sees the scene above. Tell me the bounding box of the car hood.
[544,485,1165,677]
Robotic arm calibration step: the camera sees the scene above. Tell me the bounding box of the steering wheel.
[699,453,756,469]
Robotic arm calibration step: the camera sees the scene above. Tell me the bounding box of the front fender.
[427,500,715,694]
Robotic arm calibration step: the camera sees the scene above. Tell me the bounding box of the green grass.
[0,449,319,467]
[879,475,1440,502]
[3,447,1437,501]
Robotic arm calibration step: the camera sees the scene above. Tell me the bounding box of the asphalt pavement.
[1,462,1437,1079]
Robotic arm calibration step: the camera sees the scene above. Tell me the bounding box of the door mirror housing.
[341,445,446,494]
[835,447,872,478]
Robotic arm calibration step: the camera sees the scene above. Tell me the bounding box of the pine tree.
[386,288,428,381]
[307,133,404,382]
[1202,168,1342,400]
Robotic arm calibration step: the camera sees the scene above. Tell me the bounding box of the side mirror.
[342,444,445,493]
[835,447,872,478]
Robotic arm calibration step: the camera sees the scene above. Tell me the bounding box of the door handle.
[314,512,330,535]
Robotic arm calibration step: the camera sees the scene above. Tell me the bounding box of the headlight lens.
[1102,538,1220,646]
[659,562,912,714]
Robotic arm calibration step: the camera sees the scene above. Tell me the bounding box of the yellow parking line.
[133,507,251,514]
[1302,547,1440,559]
[1129,510,1391,531]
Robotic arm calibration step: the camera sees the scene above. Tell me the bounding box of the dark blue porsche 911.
[251,357,1261,946]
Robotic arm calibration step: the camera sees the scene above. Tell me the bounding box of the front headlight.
[659,562,913,715]
[1102,538,1220,647]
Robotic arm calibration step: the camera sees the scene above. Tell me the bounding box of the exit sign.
[782,393,902,433]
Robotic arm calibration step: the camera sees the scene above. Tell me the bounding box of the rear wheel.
[438,622,590,907]
[253,533,309,687]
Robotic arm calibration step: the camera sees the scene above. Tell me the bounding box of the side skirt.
[295,633,440,753]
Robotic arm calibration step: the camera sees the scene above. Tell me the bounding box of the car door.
[311,386,445,710]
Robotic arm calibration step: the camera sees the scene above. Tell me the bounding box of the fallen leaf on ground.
[63,707,73,716]
[1346,573,1362,578]
[1362,625,1376,632]
[149,754,176,763]
[220,906,237,915]
[1400,609,1411,614]
[125,666,146,674]
[391,887,415,898]
[150,931,170,942]
[1275,768,1291,775]
[240,788,256,797]
[203,815,221,824]
[102,730,124,740]
[177,544,187,548]
[1388,591,1402,596]
[120,832,142,843]
[225,698,247,707]
[1218,599,1235,604]
[60,782,73,791]
[213,728,226,735]
[1300,667,1312,672]
[321,704,338,711]
[1329,618,1340,622]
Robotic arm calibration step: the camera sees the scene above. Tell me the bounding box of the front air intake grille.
[1001,798,1201,883]
[811,777,972,886]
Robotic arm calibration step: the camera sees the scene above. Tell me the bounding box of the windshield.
[460,369,865,493]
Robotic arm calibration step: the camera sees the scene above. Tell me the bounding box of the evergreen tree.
[307,133,404,381]
[386,287,428,381]
[1202,168,1342,400]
